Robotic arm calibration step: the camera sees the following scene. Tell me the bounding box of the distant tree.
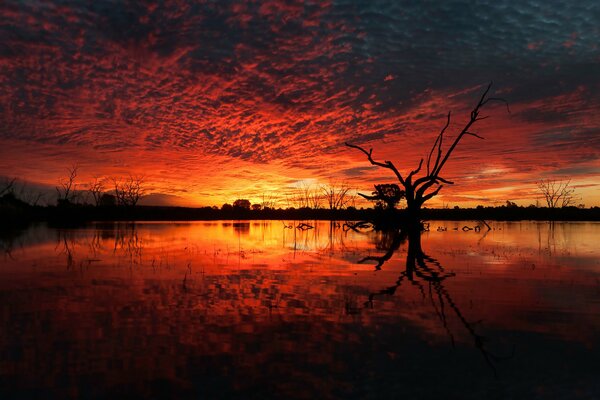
[233,199,251,210]
[19,187,45,206]
[260,193,278,210]
[358,183,405,210]
[505,200,518,208]
[113,175,145,207]
[221,203,233,211]
[347,83,508,226]
[251,204,262,211]
[56,166,78,206]
[321,181,353,210]
[0,177,16,198]
[294,181,322,209]
[89,178,105,206]
[537,179,576,208]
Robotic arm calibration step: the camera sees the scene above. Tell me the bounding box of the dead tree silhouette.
[0,177,16,198]
[347,83,508,226]
[56,166,78,206]
[537,179,577,208]
[113,175,145,207]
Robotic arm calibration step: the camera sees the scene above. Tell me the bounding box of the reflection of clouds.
[0,1,599,205]
[1,221,600,396]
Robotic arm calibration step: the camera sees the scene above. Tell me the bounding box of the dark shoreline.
[2,203,599,229]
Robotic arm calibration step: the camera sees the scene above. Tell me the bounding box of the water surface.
[1,221,599,399]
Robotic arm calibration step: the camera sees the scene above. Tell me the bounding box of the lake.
[1,220,599,399]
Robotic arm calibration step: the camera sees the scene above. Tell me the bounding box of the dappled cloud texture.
[1,0,599,206]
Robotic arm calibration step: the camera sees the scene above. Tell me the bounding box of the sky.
[1,0,599,207]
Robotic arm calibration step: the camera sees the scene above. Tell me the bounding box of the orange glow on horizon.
[1,2,599,207]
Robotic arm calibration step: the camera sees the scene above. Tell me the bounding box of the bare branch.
[0,177,17,197]
[406,158,423,183]
[56,165,79,205]
[537,179,577,208]
[346,142,405,185]
[465,132,485,140]
[427,112,450,175]
[482,97,511,113]
[89,178,105,206]
[113,175,145,207]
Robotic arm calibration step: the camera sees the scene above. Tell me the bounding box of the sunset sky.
[1,1,599,207]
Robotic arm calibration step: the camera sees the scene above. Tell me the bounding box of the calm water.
[1,221,599,399]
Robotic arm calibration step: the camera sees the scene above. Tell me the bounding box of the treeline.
[2,202,600,229]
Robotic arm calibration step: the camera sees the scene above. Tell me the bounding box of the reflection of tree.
[113,223,143,265]
[55,231,76,270]
[360,227,512,376]
[0,230,20,260]
[358,229,404,270]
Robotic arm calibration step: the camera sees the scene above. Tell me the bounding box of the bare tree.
[321,181,353,210]
[347,83,508,225]
[260,192,278,210]
[18,186,45,206]
[537,179,576,208]
[89,178,105,206]
[113,175,145,207]
[294,181,322,209]
[56,166,78,205]
[0,177,16,198]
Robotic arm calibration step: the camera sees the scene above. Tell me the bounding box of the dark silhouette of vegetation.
[233,199,251,210]
[89,177,105,206]
[99,193,117,207]
[0,177,16,198]
[537,179,577,208]
[359,183,405,210]
[321,181,353,210]
[260,193,277,210]
[347,83,509,226]
[289,181,322,209]
[113,175,145,207]
[56,165,78,206]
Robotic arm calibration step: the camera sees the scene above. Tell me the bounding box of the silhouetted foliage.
[233,199,251,210]
[359,183,405,210]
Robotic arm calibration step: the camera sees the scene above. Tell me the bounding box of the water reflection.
[1,221,599,398]
[359,227,513,375]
